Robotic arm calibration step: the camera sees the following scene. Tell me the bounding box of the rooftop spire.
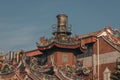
[52,14,72,41]
[57,14,68,27]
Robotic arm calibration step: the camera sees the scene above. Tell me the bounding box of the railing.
[52,24,72,33]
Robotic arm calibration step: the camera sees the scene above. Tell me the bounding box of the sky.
[0,0,120,54]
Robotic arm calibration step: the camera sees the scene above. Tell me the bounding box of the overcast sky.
[0,0,120,53]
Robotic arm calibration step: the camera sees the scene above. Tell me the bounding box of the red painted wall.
[53,51,74,66]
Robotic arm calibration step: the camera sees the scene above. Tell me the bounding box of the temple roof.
[39,26,119,50]
[25,26,120,56]
[25,49,42,57]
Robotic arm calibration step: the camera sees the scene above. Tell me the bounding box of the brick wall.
[53,51,74,66]
[78,51,120,79]
[98,38,115,54]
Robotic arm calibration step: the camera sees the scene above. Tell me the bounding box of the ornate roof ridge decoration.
[99,26,120,52]
[22,52,92,80]
[22,54,55,80]
[102,36,120,53]
[78,25,114,38]
[38,38,81,47]
[37,40,86,53]
[0,51,25,79]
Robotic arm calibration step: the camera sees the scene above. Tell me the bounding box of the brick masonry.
[78,37,120,80]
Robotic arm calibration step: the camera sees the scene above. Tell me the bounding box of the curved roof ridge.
[101,36,120,53]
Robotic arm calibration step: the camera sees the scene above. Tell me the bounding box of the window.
[62,54,68,63]
[103,67,111,80]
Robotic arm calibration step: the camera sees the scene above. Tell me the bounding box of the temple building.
[0,14,120,80]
